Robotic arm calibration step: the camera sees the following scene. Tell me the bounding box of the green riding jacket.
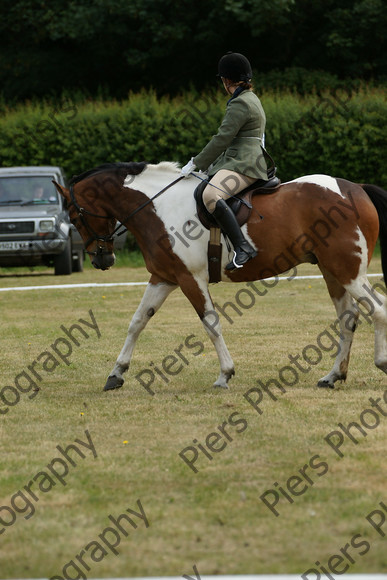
[193,89,268,180]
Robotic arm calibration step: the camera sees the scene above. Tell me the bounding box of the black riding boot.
[212,199,257,270]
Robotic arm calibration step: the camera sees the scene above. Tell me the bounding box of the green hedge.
[0,87,386,186]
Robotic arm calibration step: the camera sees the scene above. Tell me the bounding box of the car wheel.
[72,250,84,272]
[54,239,72,275]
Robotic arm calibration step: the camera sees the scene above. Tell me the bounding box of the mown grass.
[0,259,386,577]
[0,249,145,277]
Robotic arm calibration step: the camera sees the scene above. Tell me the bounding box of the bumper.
[0,238,68,257]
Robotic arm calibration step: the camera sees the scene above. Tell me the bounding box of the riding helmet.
[217,52,252,82]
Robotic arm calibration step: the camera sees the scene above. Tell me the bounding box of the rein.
[68,175,185,254]
[112,174,185,237]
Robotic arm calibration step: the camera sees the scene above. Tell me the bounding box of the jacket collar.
[227,86,245,105]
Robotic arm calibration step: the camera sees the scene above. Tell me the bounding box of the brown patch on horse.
[226,179,378,286]
[318,264,347,301]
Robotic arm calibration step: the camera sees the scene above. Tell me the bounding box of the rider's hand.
[181,157,196,178]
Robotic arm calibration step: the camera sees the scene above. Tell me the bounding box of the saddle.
[194,175,281,230]
[194,174,281,283]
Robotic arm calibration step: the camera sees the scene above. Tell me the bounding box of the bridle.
[68,184,116,256]
[67,175,185,256]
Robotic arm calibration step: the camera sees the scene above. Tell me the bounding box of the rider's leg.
[202,170,255,212]
[202,170,257,270]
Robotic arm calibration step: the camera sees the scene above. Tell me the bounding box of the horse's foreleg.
[179,275,235,388]
[202,311,236,388]
[104,279,177,391]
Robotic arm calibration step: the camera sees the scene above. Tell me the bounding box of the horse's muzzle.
[92,251,116,270]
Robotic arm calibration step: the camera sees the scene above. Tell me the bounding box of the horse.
[53,161,387,392]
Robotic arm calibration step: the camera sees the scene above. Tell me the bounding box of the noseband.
[68,184,115,256]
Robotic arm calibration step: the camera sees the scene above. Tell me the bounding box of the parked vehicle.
[0,166,127,275]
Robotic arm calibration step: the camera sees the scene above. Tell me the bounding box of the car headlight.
[39,220,55,232]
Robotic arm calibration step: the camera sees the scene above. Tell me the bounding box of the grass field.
[0,258,386,578]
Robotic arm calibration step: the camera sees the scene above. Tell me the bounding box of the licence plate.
[0,241,30,250]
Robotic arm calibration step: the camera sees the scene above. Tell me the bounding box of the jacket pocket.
[226,148,238,158]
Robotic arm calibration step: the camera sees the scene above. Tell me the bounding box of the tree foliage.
[0,0,386,101]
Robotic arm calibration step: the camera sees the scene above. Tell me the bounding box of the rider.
[181,51,268,270]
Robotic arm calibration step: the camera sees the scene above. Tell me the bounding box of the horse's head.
[53,181,116,271]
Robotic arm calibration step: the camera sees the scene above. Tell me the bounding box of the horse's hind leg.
[319,265,387,387]
[343,274,387,375]
[318,267,360,388]
[104,277,177,391]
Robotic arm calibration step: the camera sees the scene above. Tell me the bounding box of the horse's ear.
[53,180,70,204]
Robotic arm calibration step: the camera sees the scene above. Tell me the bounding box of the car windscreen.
[0,176,60,205]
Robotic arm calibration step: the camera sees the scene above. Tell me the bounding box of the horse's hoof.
[212,369,234,389]
[317,379,334,389]
[375,359,387,373]
[103,375,124,391]
[212,381,229,389]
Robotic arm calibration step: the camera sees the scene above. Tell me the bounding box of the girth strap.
[208,226,222,284]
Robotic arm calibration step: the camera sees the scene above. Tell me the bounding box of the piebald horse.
[54,162,387,391]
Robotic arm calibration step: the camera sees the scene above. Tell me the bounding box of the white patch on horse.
[125,164,209,274]
[123,162,180,195]
[342,226,387,372]
[124,163,256,278]
[348,226,369,281]
[284,174,344,198]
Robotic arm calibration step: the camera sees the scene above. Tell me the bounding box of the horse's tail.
[361,183,387,282]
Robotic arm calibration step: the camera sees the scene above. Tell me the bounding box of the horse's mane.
[147,161,181,173]
[69,162,148,186]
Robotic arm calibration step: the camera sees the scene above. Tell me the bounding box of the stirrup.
[225,247,257,271]
[227,251,244,270]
